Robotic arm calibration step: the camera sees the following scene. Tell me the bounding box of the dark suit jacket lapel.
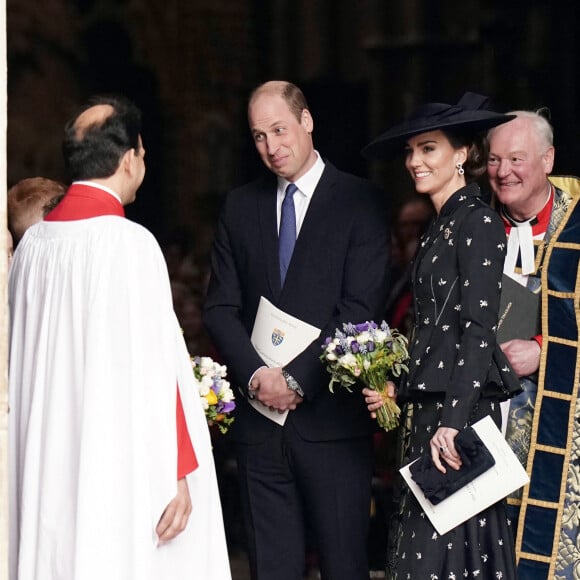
[256,176,282,299]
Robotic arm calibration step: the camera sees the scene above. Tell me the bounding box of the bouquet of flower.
[192,356,236,434]
[320,321,409,432]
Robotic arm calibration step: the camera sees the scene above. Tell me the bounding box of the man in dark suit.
[204,80,390,580]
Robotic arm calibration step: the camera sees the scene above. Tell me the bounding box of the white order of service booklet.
[400,415,529,535]
[249,296,321,425]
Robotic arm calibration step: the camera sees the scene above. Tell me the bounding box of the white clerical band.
[504,223,536,276]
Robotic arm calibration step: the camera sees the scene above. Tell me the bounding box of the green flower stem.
[368,382,400,433]
[375,397,401,432]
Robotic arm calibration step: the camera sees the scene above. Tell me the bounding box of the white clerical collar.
[278,151,325,199]
[73,181,123,204]
[504,222,535,276]
[503,184,552,276]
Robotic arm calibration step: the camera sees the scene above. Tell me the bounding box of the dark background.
[7,0,579,254]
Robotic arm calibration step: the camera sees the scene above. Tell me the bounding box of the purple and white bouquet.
[192,356,236,434]
[320,321,409,432]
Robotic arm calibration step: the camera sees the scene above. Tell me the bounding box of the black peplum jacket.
[400,183,515,430]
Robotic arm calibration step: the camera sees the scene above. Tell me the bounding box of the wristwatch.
[281,369,304,397]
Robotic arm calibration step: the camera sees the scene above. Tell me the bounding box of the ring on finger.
[439,445,448,454]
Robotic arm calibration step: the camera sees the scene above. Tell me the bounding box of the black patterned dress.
[386,184,518,579]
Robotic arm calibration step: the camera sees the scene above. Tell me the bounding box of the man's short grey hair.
[507,110,554,152]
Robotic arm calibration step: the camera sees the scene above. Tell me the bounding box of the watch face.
[283,371,303,396]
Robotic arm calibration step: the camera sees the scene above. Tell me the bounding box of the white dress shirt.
[276,151,326,234]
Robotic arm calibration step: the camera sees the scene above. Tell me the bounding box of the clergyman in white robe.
[8,205,231,579]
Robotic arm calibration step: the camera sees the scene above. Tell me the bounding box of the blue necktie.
[279,183,298,285]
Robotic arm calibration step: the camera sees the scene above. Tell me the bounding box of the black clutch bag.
[409,427,496,505]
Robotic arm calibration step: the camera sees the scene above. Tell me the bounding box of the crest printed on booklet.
[271,328,285,346]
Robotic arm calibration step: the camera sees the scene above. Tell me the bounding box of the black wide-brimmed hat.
[362,92,515,158]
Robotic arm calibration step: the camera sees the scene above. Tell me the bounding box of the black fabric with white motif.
[400,183,507,430]
[387,398,517,579]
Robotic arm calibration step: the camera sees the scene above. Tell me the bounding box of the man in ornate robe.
[488,111,580,580]
[8,95,231,580]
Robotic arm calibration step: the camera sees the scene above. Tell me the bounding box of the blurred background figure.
[395,196,434,265]
[7,177,66,245]
[385,195,434,337]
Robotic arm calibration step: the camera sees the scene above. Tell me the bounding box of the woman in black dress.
[362,93,519,579]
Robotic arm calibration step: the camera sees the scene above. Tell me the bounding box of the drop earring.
[456,162,465,176]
